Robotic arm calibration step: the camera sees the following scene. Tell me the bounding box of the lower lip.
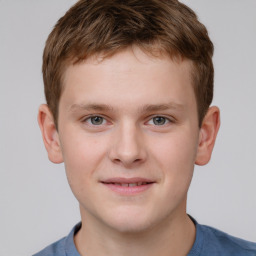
[101,183,154,195]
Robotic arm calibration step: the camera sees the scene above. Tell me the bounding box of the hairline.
[54,45,200,129]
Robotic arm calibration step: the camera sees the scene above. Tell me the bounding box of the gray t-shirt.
[33,217,256,256]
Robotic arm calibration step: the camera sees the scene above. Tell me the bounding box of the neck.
[74,211,196,256]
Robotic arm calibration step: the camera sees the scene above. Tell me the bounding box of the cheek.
[152,130,198,163]
[150,131,198,186]
[59,130,109,191]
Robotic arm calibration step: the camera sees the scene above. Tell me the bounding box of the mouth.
[102,181,152,187]
[100,177,155,195]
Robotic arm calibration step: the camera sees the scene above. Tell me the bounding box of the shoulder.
[199,224,256,255]
[32,223,81,256]
[32,237,66,256]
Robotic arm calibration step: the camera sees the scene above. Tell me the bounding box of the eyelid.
[80,114,175,126]
[82,114,109,125]
[146,115,174,125]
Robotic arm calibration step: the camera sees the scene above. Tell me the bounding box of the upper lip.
[101,177,155,184]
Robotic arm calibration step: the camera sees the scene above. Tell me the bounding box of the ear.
[38,104,63,163]
[195,106,220,165]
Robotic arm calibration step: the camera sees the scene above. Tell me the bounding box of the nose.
[108,122,147,167]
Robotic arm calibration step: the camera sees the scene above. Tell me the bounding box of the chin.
[102,208,160,234]
[108,219,153,234]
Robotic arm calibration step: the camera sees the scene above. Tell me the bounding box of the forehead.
[64,47,193,85]
[61,47,196,111]
[64,46,192,81]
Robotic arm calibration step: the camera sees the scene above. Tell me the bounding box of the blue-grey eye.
[152,116,168,125]
[89,116,104,125]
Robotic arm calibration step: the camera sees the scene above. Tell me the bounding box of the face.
[56,48,201,233]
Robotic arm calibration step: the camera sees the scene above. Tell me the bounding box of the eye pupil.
[91,116,103,125]
[153,117,166,125]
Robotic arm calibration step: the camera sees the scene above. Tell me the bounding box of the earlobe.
[195,106,220,166]
[38,104,63,164]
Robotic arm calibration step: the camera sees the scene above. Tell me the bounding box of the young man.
[34,0,256,255]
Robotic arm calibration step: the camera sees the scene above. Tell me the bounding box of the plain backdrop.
[1,1,256,255]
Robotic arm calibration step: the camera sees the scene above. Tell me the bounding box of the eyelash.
[83,115,107,126]
[147,116,172,126]
[82,115,173,127]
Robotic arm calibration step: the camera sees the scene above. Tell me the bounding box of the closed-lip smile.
[101,177,155,195]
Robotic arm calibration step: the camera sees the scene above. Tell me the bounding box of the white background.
[1,1,256,255]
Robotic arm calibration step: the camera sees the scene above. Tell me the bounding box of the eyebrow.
[140,103,184,112]
[69,103,114,112]
[68,102,184,113]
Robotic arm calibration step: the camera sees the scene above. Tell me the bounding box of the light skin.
[38,47,220,256]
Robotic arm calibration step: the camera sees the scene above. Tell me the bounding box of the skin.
[38,47,220,256]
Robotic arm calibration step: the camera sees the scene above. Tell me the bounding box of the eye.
[148,116,170,126]
[85,116,106,125]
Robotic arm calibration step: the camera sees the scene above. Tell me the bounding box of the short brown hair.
[43,0,214,127]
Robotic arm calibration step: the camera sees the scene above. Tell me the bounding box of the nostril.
[112,157,143,166]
